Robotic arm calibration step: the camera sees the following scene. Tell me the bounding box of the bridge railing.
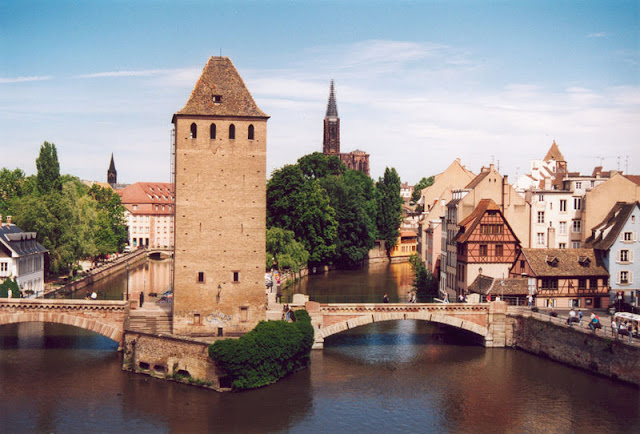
[281,294,442,304]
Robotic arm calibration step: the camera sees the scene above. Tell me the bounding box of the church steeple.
[107,153,117,187]
[323,80,340,155]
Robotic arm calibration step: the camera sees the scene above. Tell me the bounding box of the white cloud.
[0,76,52,84]
[587,32,607,38]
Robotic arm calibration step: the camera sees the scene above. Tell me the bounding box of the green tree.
[0,278,20,298]
[375,167,403,254]
[0,168,25,217]
[411,176,435,203]
[320,170,377,267]
[409,254,438,300]
[267,164,338,265]
[266,227,309,272]
[297,152,345,180]
[35,141,60,194]
[88,184,128,253]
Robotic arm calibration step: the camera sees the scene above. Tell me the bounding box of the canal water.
[2,260,639,433]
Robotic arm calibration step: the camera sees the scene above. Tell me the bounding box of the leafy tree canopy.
[375,167,403,253]
[266,227,310,272]
[411,176,435,203]
[35,141,60,195]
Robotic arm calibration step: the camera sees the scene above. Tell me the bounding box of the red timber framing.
[454,199,521,292]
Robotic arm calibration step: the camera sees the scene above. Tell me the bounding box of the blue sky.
[1,0,638,184]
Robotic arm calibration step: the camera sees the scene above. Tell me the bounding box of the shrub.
[208,309,313,391]
[0,278,20,298]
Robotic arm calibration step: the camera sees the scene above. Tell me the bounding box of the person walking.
[527,294,533,308]
[611,318,618,339]
[567,308,576,326]
[383,293,389,303]
[578,310,583,327]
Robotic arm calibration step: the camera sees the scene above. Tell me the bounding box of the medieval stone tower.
[171,57,269,336]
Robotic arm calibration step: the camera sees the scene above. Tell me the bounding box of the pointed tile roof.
[543,140,565,162]
[174,57,268,119]
[584,201,640,250]
[454,199,519,244]
[326,80,338,118]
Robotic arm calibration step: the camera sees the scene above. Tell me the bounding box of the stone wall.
[509,314,640,386]
[122,331,227,391]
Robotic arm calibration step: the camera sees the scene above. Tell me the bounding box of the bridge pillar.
[304,301,325,349]
[485,301,507,347]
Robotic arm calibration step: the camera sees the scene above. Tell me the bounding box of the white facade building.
[0,221,47,297]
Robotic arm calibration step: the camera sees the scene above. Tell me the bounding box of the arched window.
[210,123,216,139]
[229,124,235,140]
[190,123,197,139]
[248,124,255,140]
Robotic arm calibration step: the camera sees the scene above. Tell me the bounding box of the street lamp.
[479,267,483,301]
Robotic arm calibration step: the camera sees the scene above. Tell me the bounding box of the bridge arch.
[318,311,488,342]
[0,311,124,344]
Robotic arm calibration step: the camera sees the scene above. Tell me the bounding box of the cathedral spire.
[323,80,340,155]
[326,79,338,118]
[107,153,117,187]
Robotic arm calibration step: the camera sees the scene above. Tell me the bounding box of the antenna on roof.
[596,156,604,166]
[617,156,621,171]
[626,155,629,174]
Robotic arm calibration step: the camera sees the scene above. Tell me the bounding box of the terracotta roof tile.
[584,202,640,250]
[543,140,565,162]
[520,248,608,277]
[175,57,268,119]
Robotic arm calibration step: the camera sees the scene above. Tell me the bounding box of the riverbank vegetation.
[410,254,438,300]
[266,152,403,270]
[208,310,314,391]
[0,142,128,275]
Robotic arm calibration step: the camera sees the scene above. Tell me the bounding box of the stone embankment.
[49,249,147,297]
[507,308,640,386]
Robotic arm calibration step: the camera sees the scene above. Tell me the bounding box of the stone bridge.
[301,301,509,349]
[0,299,129,346]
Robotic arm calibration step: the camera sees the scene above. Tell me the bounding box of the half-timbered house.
[453,199,521,294]
[509,248,609,309]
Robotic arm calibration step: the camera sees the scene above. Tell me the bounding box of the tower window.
[248,124,255,140]
[197,272,205,283]
[233,271,240,282]
[210,123,216,139]
[229,124,235,140]
[190,123,197,139]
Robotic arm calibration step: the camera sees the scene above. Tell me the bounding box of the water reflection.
[68,257,172,300]
[287,262,414,303]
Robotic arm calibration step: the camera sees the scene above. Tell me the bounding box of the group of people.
[565,308,584,327]
[610,318,639,343]
[84,291,98,300]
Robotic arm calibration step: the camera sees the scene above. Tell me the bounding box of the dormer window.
[545,255,559,266]
[212,95,222,104]
[578,256,590,266]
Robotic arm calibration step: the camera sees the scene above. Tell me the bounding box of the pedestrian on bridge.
[612,318,618,339]
[383,293,389,303]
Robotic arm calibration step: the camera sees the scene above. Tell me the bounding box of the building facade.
[322,81,370,175]
[509,248,610,309]
[585,201,640,307]
[0,219,47,297]
[171,57,268,336]
[117,182,175,249]
[453,199,520,294]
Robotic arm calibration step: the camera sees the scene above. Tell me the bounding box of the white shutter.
[630,271,634,285]
[631,250,635,263]
[617,250,621,262]
[634,231,638,242]
[616,271,621,285]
